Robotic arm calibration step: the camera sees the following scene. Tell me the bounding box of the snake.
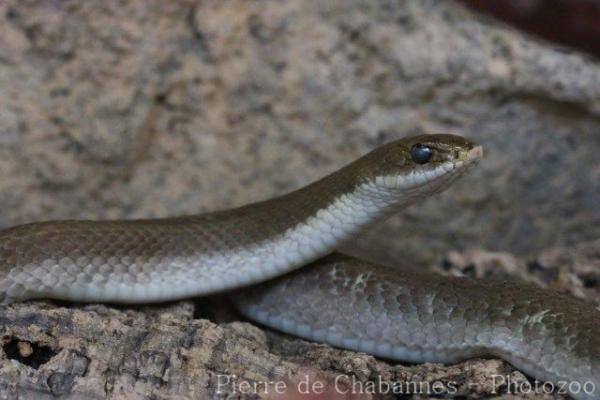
[0,134,598,399]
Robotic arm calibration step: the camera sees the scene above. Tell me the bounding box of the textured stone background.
[0,0,599,267]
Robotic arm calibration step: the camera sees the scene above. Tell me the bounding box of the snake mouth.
[460,145,483,164]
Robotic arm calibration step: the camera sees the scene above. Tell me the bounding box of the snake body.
[0,134,598,399]
[235,255,600,400]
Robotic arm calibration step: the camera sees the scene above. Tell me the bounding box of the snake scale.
[1,134,598,399]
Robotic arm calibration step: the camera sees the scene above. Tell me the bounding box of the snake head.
[361,133,482,193]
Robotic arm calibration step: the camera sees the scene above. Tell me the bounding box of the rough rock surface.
[2,240,599,399]
[0,0,599,266]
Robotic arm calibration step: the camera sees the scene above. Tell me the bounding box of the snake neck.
[197,168,421,287]
[209,162,418,250]
[274,179,411,243]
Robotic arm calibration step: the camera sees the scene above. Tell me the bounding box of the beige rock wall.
[0,0,599,266]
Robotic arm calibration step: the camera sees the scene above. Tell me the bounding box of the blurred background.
[0,0,599,268]
[458,0,600,58]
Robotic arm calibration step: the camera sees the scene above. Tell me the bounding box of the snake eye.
[410,144,433,164]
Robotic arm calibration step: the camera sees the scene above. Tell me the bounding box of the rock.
[439,239,600,304]
[0,0,599,266]
[3,240,599,399]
